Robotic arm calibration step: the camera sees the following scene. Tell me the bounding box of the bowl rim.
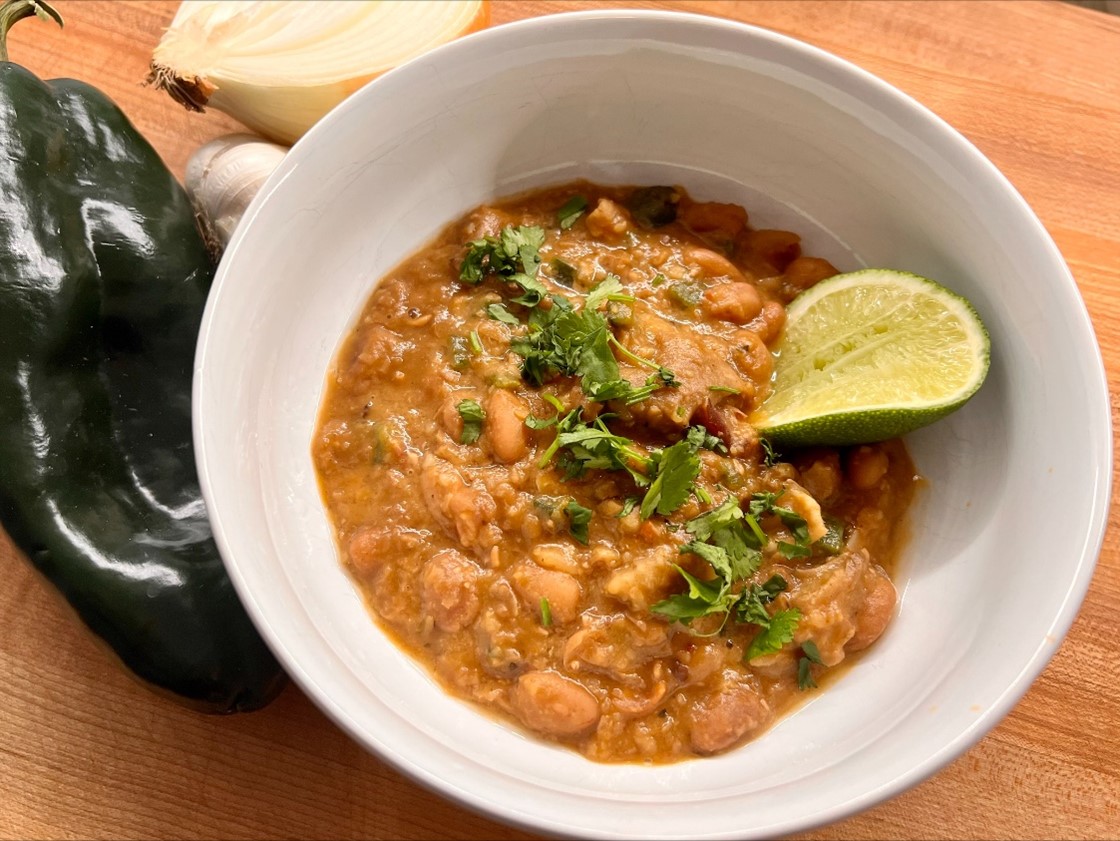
[193,8,1112,839]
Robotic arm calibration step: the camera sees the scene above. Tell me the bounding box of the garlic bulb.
[149,0,490,145]
[185,133,288,252]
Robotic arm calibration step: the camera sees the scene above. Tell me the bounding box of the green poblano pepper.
[0,1,285,712]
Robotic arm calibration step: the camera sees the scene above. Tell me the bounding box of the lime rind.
[753,269,990,447]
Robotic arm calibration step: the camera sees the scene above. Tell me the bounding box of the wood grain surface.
[2,2,1118,839]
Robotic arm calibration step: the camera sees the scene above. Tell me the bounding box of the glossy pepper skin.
[0,5,286,712]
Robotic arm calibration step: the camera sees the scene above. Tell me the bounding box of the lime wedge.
[751,269,990,447]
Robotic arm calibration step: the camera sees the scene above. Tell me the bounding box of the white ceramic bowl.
[194,11,1110,839]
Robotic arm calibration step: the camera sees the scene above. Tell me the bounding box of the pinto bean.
[678,200,749,239]
[783,256,838,295]
[419,454,498,550]
[688,247,746,281]
[487,389,529,463]
[688,673,771,754]
[705,282,763,324]
[511,562,582,624]
[847,566,897,652]
[731,330,773,385]
[512,671,601,737]
[751,300,787,346]
[743,229,801,272]
[347,527,386,575]
[420,549,482,632]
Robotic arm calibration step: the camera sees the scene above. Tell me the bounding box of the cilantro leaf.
[746,608,801,661]
[618,496,638,518]
[685,424,725,453]
[759,437,779,467]
[456,399,485,444]
[639,437,701,519]
[680,540,734,584]
[564,499,593,545]
[778,541,812,559]
[549,414,652,484]
[524,413,558,429]
[734,575,787,626]
[508,272,549,307]
[797,640,823,690]
[685,497,743,541]
[773,505,810,544]
[486,302,521,325]
[801,639,823,664]
[501,225,546,276]
[459,226,548,305]
[585,275,634,312]
[513,306,616,386]
[557,195,588,230]
[650,566,734,623]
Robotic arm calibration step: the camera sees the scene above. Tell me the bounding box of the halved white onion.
[149,0,489,144]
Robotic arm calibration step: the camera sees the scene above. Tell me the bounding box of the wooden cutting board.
[1,2,1118,838]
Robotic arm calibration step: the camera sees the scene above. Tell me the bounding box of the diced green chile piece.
[0,2,285,712]
[627,185,680,228]
[669,280,704,308]
[815,516,846,555]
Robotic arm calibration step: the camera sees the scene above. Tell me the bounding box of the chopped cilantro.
[798,640,823,690]
[685,424,724,453]
[541,410,652,485]
[778,541,812,559]
[801,640,823,663]
[524,393,566,429]
[734,576,787,626]
[640,435,702,519]
[468,330,483,354]
[512,302,676,406]
[649,565,736,625]
[557,195,588,230]
[746,608,801,661]
[564,499,593,545]
[540,597,553,627]
[585,275,634,311]
[486,302,521,325]
[607,334,680,388]
[456,398,485,444]
[524,413,558,430]
[651,273,667,287]
[759,437,779,467]
[816,517,845,555]
[708,385,741,395]
[618,496,639,518]
[460,225,549,306]
[652,491,808,653]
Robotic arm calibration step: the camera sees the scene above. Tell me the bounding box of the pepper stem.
[0,0,63,63]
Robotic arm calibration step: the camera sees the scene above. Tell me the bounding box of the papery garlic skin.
[185,133,288,251]
[150,0,490,144]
